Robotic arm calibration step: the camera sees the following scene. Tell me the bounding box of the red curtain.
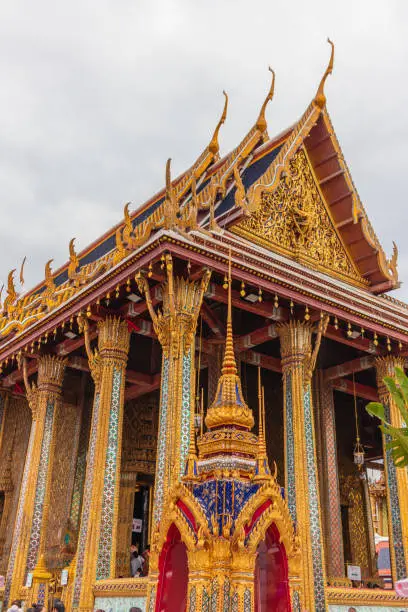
[254,523,291,612]
[156,524,188,612]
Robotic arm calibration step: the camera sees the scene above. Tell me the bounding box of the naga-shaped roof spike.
[256,67,275,134]
[165,157,172,198]
[208,90,229,155]
[45,259,54,287]
[19,256,26,287]
[314,38,335,108]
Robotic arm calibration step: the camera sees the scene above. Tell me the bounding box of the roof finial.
[209,91,229,155]
[314,38,334,108]
[222,248,238,376]
[166,158,172,198]
[19,256,26,287]
[256,67,275,134]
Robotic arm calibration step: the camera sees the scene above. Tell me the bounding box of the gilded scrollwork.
[235,148,365,284]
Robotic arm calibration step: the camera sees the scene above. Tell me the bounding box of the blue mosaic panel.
[96,368,122,580]
[222,578,230,612]
[292,590,301,612]
[72,392,100,607]
[303,386,326,611]
[153,357,170,525]
[180,349,193,478]
[210,578,218,612]
[188,586,197,612]
[383,402,407,580]
[243,589,251,611]
[202,589,210,612]
[26,400,56,572]
[4,421,37,606]
[231,592,239,612]
[37,583,46,605]
[285,373,296,522]
[193,479,259,533]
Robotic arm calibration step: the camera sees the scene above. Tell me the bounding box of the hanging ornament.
[304,305,310,321]
[86,305,92,318]
[334,316,339,330]
[352,373,365,470]
[70,315,74,329]
[398,340,403,351]
[160,254,165,270]
[386,336,391,352]
[290,300,294,315]
[347,322,352,338]
[187,260,191,275]
[361,327,365,338]
[54,328,57,339]
[240,281,246,297]
[126,278,131,293]
[223,274,228,290]
[115,284,120,298]
[274,293,279,309]
[373,332,378,347]
[106,292,111,306]
[148,262,153,278]
[258,287,263,303]
[96,297,101,306]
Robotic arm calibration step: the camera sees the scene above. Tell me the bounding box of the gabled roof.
[0,40,399,343]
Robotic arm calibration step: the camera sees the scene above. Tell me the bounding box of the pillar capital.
[277,320,313,366]
[97,316,130,364]
[37,354,67,393]
[375,355,405,398]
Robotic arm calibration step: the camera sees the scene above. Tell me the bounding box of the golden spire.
[314,38,334,108]
[253,368,271,481]
[256,67,275,134]
[204,249,254,431]
[222,250,238,376]
[209,91,229,155]
[19,256,26,287]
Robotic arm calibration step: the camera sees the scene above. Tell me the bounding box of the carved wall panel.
[233,148,365,286]
[122,392,159,475]
[340,474,370,574]
[0,396,31,573]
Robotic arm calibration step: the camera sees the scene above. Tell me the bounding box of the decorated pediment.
[232,147,367,287]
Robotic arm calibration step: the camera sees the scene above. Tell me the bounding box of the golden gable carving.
[233,148,367,286]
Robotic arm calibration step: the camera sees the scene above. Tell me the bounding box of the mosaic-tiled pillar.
[375,356,408,582]
[277,321,328,612]
[319,379,345,578]
[137,260,211,526]
[4,355,66,607]
[71,316,130,612]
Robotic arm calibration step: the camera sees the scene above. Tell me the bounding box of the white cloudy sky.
[1,1,408,299]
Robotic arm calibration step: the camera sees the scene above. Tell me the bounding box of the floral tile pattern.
[153,357,169,525]
[26,400,55,572]
[72,392,100,607]
[97,368,122,580]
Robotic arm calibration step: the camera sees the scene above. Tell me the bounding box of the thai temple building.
[1,40,408,611]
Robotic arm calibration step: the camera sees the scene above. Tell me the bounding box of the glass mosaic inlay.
[153,357,170,525]
[26,400,55,572]
[96,367,122,580]
[72,392,100,607]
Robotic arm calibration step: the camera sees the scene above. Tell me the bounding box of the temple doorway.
[254,524,290,612]
[156,524,188,612]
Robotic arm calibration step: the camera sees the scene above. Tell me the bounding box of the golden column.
[4,355,66,607]
[136,255,211,526]
[71,316,130,612]
[375,356,408,582]
[277,319,328,612]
